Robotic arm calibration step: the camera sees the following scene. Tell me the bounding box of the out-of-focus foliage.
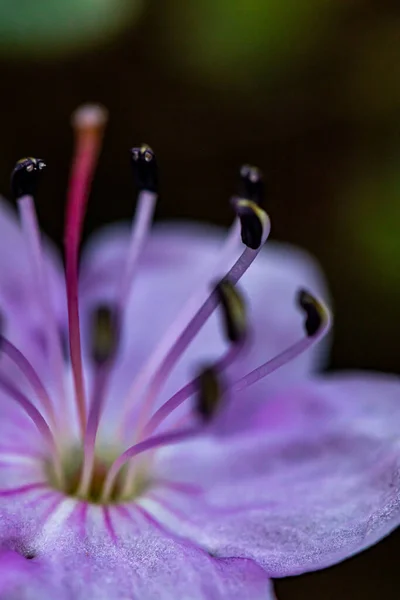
[340,162,400,290]
[0,0,143,57]
[343,19,400,122]
[161,0,356,87]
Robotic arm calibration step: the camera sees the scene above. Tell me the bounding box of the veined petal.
[0,493,274,599]
[151,372,400,577]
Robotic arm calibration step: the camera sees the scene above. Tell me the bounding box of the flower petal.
[0,550,69,600]
[150,372,400,577]
[0,198,66,386]
[0,493,274,599]
[80,221,329,426]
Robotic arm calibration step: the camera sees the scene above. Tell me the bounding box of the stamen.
[141,339,245,439]
[196,366,223,421]
[16,184,66,417]
[239,164,264,206]
[233,198,268,249]
[118,159,255,432]
[139,282,247,438]
[126,201,270,440]
[118,146,159,308]
[101,427,199,503]
[231,289,330,393]
[215,279,247,343]
[118,214,242,432]
[90,305,119,365]
[10,158,46,200]
[0,373,63,485]
[78,146,158,498]
[65,104,108,437]
[130,145,158,193]
[77,305,119,497]
[0,335,55,426]
[297,289,325,337]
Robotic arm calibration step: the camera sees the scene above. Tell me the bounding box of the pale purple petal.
[0,199,66,385]
[0,550,69,600]
[0,490,274,599]
[149,372,400,577]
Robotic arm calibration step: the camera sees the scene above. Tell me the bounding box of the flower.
[0,104,398,599]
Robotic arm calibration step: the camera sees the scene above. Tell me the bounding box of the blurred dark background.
[0,0,398,597]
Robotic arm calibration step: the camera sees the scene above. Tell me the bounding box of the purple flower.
[0,105,398,599]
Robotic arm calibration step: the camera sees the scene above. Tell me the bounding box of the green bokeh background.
[0,0,143,55]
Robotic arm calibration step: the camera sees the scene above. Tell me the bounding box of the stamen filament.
[231,309,331,393]
[119,217,241,429]
[130,236,269,440]
[65,105,107,437]
[77,366,110,497]
[78,189,157,498]
[101,427,199,502]
[0,336,55,426]
[142,340,245,439]
[120,219,268,498]
[0,373,63,486]
[118,189,158,309]
[18,195,65,417]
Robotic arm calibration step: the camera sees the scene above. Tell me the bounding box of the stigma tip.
[71,104,108,132]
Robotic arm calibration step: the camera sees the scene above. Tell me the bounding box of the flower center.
[46,446,149,504]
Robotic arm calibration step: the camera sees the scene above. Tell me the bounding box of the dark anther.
[130,144,158,193]
[196,366,222,421]
[24,551,36,560]
[11,157,46,200]
[234,199,268,250]
[239,164,264,206]
[91,305,119,365]
[215,279,246,343]
[297,289,324,337]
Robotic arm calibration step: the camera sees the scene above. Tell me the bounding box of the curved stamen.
[0,336,55,425]
[141,339,245,439]
[127,204,270,441]
[231,290,331,393]
[65,104,107,437]
[139,280,247,441]
[0,373,63,486]
[17,194,66,417]
[119,216,242,431]
[101,427,199,503]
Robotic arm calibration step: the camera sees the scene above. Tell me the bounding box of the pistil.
[65,104,107,438]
